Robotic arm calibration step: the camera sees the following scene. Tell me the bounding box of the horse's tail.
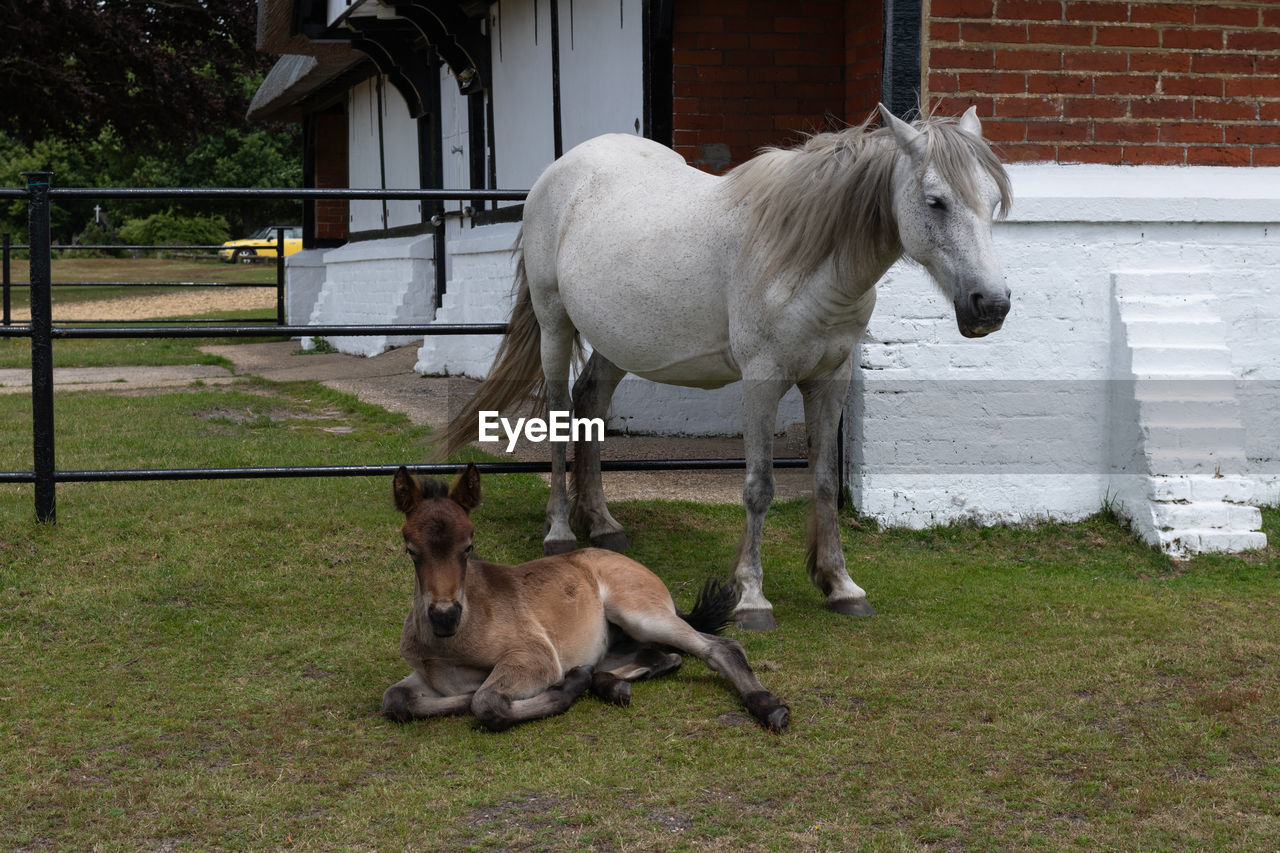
[440,240,547,458]
[679,577,739,636]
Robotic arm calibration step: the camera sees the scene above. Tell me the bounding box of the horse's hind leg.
[799,375,873,617]
[538,313,578,555]
[571,351,628,551]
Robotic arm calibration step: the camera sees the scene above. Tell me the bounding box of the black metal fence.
[0,173,806,524]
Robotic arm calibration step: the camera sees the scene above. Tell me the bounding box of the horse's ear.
[958,105,983,138]
[877,103,924,157]
[449,462,482,513]
[393,466,421,514]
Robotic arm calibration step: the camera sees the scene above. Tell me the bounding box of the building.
[249,0,1280,554]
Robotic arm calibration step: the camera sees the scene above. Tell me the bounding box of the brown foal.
[381,464,790,732]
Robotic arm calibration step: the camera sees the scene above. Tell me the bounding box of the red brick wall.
[314,112,349,241]
[846,0,885,122]
[926,0,1280,165]
[671,0,853,172]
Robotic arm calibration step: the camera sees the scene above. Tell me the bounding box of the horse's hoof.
[589,530,630,552]
[734,609,777,631]
[543,538,577,556]
[828,597,875,617]
[765,705,791,733]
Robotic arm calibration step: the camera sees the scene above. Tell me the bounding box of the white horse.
[446,105,1012,630]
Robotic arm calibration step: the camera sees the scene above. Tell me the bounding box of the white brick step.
[1147,475,1259,504]
[1116,289,1213,308]
[1139,422,1247,449]
[1136,397,1241,425]
[1129,346,1233,376]
[1122,318,1228,348]
[1133,377,1238,402]
[1144,449,1247,477]
[1154,529,1268,556]
[1150,500,1262,532]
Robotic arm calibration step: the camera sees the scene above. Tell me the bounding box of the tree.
[0,1,302,242]
[2,0,269,147]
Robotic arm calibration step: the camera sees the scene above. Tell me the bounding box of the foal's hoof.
[543,538,578,556]
[828,596,875,617]
[589,530,630,552]
[745,691,790,733]
[734,609,777,631]
[765,705,791,733]
[559,665,594,698]
[590,671,632,706]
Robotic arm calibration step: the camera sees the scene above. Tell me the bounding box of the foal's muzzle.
[428,601,463,637]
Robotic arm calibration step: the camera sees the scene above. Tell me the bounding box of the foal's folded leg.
[381,672,475,722]
[471,660,595,732]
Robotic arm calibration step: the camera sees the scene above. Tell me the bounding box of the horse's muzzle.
[955,287,1010,338]
[428,601,463,637]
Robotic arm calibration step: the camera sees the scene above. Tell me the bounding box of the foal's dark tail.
[440,238,546,459]
[679,577,739,636]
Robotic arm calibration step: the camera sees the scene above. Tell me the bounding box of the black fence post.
[2,232,10,327]
[22,172,56,523]
[275,226,286,326]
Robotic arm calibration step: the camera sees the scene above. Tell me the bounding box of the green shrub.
[69,218,125,258]
[117,210,230,253]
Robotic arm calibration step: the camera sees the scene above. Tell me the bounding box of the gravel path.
[8,287,274,322]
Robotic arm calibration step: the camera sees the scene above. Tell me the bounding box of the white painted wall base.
[284,249,327,327]
[415,223,519,378]
[284,163,1279,554]
[301,235,435,358]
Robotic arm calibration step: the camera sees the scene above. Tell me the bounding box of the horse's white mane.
[723,112,1013,293]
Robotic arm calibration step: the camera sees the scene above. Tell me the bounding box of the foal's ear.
[877,103,924,157]
[392,466,421,514]
[449,462,482,513]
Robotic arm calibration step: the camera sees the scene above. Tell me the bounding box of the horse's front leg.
[799,375,873,617]
[733,376,789,630]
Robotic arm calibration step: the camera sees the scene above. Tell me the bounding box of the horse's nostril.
[969,292,984,314]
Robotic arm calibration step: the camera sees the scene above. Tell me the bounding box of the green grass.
[0,309,285,371]
[2,382,1278,850]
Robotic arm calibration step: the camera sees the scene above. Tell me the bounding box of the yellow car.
[219,225,303,262]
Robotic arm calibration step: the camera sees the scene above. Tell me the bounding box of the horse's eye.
[464,543,474,555]
[926,196,947,211]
